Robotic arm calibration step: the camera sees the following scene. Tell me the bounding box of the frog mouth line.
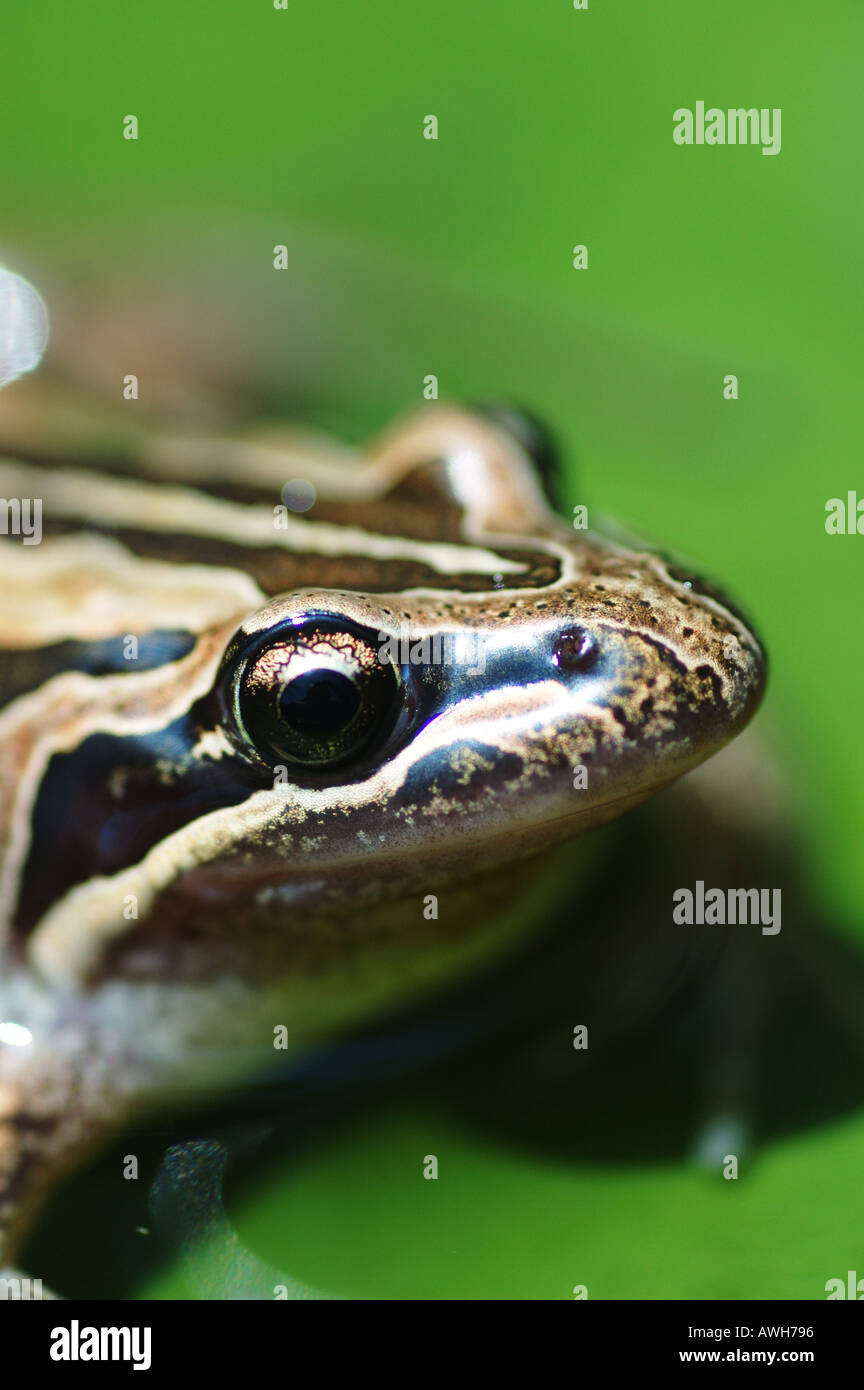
[162,770,686,913]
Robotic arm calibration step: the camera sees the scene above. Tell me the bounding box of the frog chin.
[158,773,663,922]
[161,718,735,911]
[110,836,599,1035]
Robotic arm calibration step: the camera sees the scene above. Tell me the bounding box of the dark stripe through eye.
[12,717,258,935]
[0,631,198,710]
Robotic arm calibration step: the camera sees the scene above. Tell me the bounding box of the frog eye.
[223,619,401,770]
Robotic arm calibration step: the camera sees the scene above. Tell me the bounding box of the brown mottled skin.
[0,385,766,1283]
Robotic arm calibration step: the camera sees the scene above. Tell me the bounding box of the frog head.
[12,405,764,1007]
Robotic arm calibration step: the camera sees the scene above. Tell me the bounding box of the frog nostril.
[553,626,598,674]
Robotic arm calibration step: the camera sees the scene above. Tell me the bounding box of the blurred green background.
[3,0,863,1298]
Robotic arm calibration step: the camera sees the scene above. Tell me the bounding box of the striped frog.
[0,379,765,1287]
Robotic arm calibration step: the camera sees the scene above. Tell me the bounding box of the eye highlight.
[225,619,400,769]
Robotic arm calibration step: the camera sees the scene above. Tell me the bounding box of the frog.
[0,357,767,1295]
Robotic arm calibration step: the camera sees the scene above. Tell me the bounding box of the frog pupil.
[278,670,361,738]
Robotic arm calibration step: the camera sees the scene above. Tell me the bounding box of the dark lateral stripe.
[35,519,561,595]
[295,498,464,545]
[0,630,198,710]
[307,466,468,543]
[0,443,140,480]
[13,715,260,934]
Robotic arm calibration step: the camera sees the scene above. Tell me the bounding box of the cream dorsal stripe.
[0,533,265,646]
[0,458,524,578]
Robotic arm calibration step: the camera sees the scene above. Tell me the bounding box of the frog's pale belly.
[0,392,766,1269]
